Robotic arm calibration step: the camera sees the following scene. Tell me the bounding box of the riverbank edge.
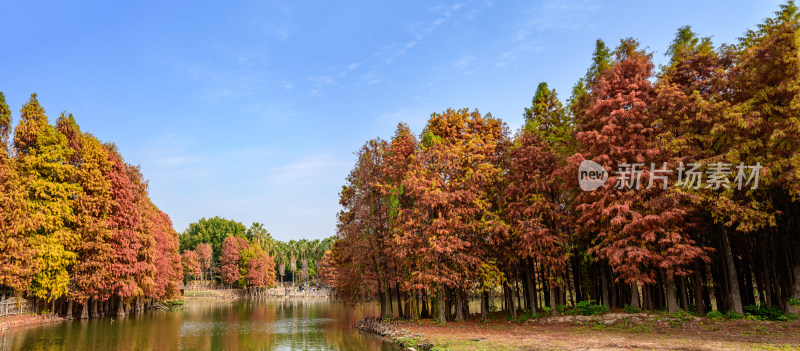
[0,298,185,332]
[356,313,697,351]
[357,317,435,351]
[0,314,66,332]
[356,313,800,351]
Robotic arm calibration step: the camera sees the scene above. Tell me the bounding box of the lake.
[0,298,397,351]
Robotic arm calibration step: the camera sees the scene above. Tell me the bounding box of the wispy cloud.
[306,1,491,95]
[453,55,474,70]
[495,0,598,67]
[268,153,349,186]
[376,107,431,131]
[138,132,212,185]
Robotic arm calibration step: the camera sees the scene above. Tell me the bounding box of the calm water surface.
[0,298,397,351]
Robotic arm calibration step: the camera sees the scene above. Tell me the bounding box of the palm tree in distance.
[298,239,310,283]
[288,240,298,286]
[309,239,322,280]
[247,222,274,253]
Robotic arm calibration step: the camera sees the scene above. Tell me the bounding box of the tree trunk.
[572,256,583,302]
[549,285,559,315]
[720,229,744,313]
[791,250,800,313]
[664,270,679,314]
[66,300,73,319]
[455,290,464,321]
[91,299,98,318]
[678,276,689,311]
[600,265,610,306]
[437,287,446,324]
[480,290,488,320]
[462,290,469,318]
[386,283,393,317]
[395,282,404,319]
[524,265,537,312]
[693,262,706,315]
[378,286,387,319]
[565,267,576,307]
[610,278,618,309]
[506,284,517,319]
[630,283,640,309]
[541,265,550,307]
[445,288,452,321]
[643,285,653,311]
[116,296,125,316]
[81,301,89,319]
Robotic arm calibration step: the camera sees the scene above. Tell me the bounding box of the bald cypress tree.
[0,92,34,297]
[13,94,80,306]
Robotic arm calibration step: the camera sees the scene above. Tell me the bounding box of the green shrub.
[778,314,798,322]
[788,297,800,308]
[670,309,694,322]
[519,311,541,321]
[575,300,609,316]
[165,299,184,306]
[743,305,797,322]
[744,305,782,321]
[724,310,744,320]
[706,310,724,319]
[623,304,641,314]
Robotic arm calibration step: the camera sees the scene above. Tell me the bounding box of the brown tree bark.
[437,286,446,324]
[692,263,706,315]
[395,282,403,319]
[678,276,689,311]
[481,290,488,321]
[524,263,537,312]
[81,300,89,319]
[664,270,679,314]
[720,229,744,313]
[630,283,640,309]
[549,285,559,315]
[455,290,464,321]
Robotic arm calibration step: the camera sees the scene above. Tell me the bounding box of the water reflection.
[0,298,396,351]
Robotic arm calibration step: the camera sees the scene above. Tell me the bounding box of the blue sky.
[0,0,784,241]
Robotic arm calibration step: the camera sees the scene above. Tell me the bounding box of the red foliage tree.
[398,108,507,323]
[196,243,212,281]
[152,211,182,300]
[106,147,143,304]
[181,250,201,279]
[220,236,248,287]
[318,250,338,288]
[572,39,708,313]
[505,126,566,313]
[245,248,276,289]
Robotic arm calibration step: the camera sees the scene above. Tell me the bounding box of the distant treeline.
[178,216,335,289]
[0,93,182,318]
[324,2,800,323]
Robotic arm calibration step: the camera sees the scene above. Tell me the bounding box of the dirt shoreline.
[358,313,800,350]
[0,314,66,332]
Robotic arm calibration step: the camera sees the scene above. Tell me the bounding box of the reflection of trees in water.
[2,298,394,351]
[5,311,183,350]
